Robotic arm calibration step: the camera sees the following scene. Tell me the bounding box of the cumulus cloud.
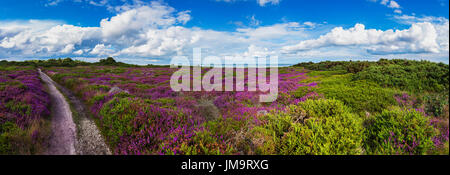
[393,14,449,52]
[370,0,402,13]
[1,1,448,64]
[90,44,115,55]
[99,2,190,38]
[215,0,281,7]
[282,22,446,55]
[1,1,302,60]
[0,20,100,56]
[257,0,280,6]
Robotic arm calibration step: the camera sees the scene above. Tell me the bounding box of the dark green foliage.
[353,61,449,93]
[0,57,134,67]
[417,93,449,118]
[0,122,18,154]
[294,60,374,73]
[0,58,90,67]
[99,57,117,65]
[364,107,436,155]
[0,121,51,155]
[353,62,448,92]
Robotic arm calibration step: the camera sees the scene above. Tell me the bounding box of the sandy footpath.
[39,69,111,155]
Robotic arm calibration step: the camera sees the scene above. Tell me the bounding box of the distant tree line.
[0,57,169,68]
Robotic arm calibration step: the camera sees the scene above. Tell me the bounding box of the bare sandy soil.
[39,69,111,155]
[39,69,76,155]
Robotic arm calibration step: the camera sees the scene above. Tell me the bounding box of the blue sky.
[0,0,448,64]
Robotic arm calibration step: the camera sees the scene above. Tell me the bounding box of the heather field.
[0,66,51,154]
[0,59,448,155]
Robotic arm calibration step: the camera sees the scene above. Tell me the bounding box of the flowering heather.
[394,93,415,108]
[0,67,51,154]
[430,118,449,147]
[44,66,312,154]
[0,68,50,128]
[42,63,448,155]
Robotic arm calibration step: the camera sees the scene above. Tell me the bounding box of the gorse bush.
[364,107,436,155]
[252,99,363,155]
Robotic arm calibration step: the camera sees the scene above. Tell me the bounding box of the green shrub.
[364,107,436,155]
[99,97,137,146]
[420,93,449,118]
[179,129,235,155]
[310,73,398,113]
[353,61,449,93]
[0,121,50,155]
[86,84,111,92]
[252,99,364,155]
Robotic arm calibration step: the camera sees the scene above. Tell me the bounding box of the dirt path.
[39,69,76,155]
[39,69,111,155]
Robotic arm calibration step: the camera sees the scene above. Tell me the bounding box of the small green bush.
[99,97,137,145]
[364,107,436,155]
[179,129,235,155]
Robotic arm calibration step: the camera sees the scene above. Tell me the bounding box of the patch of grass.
[296,71,400,114]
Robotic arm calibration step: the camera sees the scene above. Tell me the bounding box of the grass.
[295,70,400,114]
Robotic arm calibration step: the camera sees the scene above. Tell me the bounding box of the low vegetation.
[0,67,51,154]
[1,58,448,155]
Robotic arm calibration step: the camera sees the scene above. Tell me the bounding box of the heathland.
[0,58,448,155]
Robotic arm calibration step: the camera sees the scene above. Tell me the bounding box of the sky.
[0,0,448,65]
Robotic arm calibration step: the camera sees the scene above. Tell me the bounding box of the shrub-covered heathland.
[1,58,447,155]
[0,66,51,154]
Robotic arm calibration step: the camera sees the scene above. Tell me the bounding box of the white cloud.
[370,0,402,13]
[248,15,262,26]
[100,2,190,39]
[0,21,100,56]
[282,22,446,55]
[46,0,63,6]
[90,44,115,55]
[215,0,281,7]
[119,26,195,57]
[1,1,448,64]
[394,9,402,14]
[392,14,449,52]
[236,22,306,41]
[73,49,84,55]
[387,0,400,8]
[257,0,280,6]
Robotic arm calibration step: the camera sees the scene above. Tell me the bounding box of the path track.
[39,69,76,155]
[39,69,111,155]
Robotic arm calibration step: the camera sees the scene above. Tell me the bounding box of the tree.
[99,57,117,65]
